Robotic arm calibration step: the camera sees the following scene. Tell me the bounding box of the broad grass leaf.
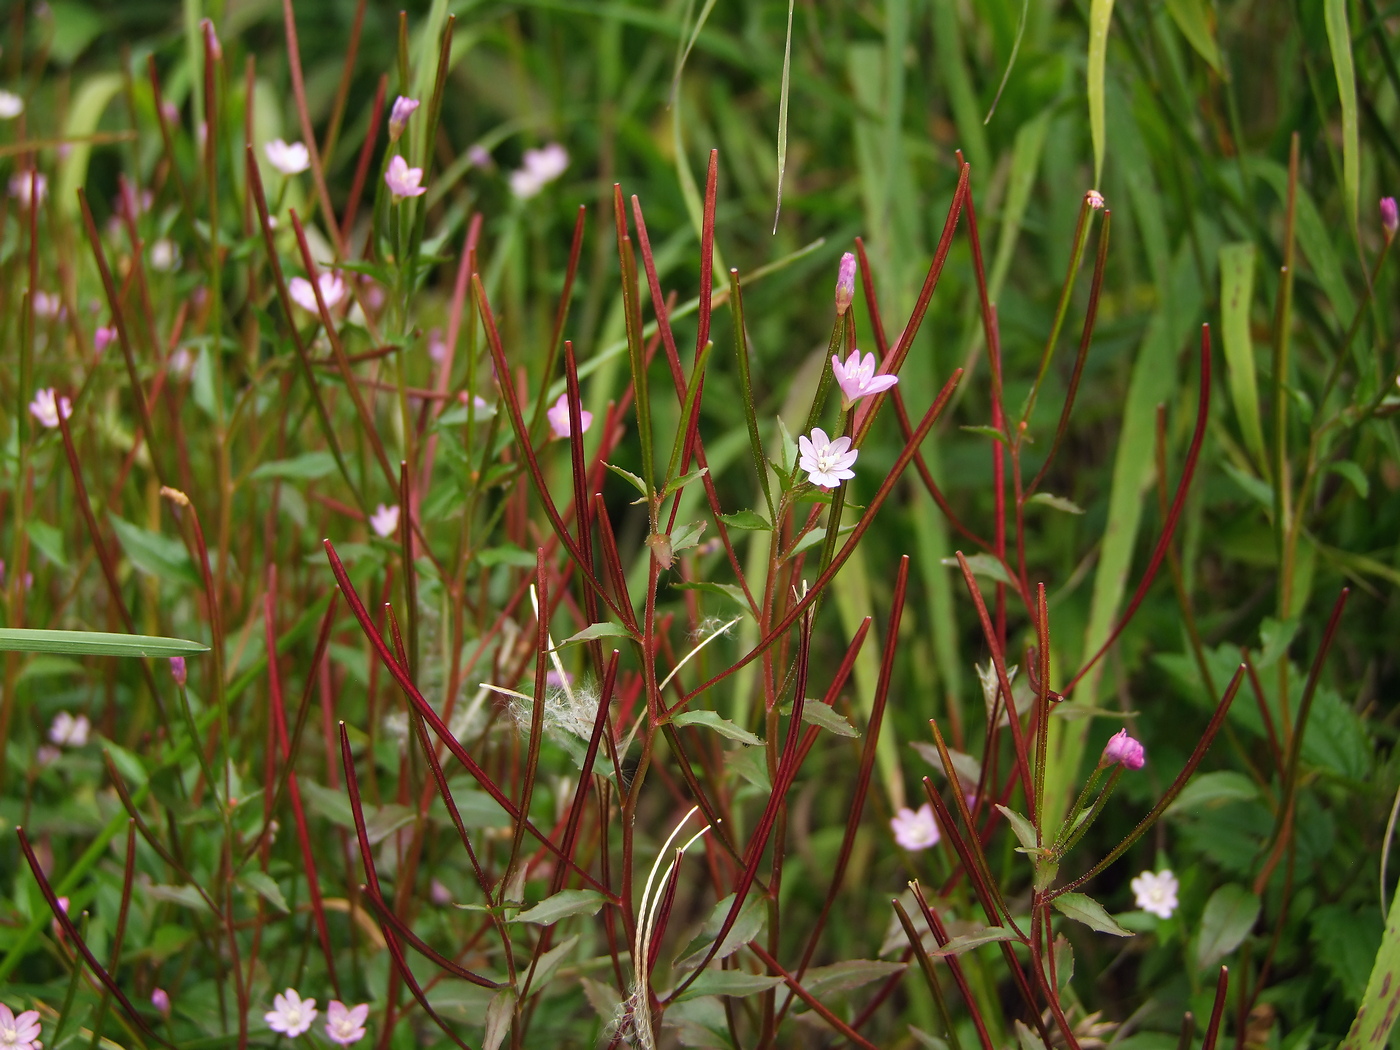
[1324,0,1359,232]
[1087,0,1116,186]
[1219,242,1266,469]
[1195,884,1260,970]
[0,629,207,659]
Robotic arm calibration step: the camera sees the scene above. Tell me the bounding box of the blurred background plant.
[0,0,1396,1047]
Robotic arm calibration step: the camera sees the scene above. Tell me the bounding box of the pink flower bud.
[1381,197,1398,238]
[170,656,187,687]
[151,988,171,1016]
[834,252,856,315]
[1101,729,1145,770]
[388,96,420,143]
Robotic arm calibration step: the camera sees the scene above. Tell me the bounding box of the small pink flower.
[369,503,400,539]
[0,1003,42,1050]
[200,18,222,61]
[170,656,187,687]
[151,987,171,1016]
[324,1000,369,1046]
[49,712,90,747]
[9,171,47,208]
[388,96,420,142]
[798,427,858,489]
[546,393,592,438]
[1381,197,1398,239]
[890,803,940,850]
[1131,869,1178,919]
[94,326,117,355]
[834,252,856,315]
[467,144,493,169]
[430,878,453,906]
[1086,189,1106,210]
[264,139,310,176]
[32,291,63,319]
[831,349,898,410]
[289,273,346,314]
[385,154,426,200]
[265,988,317,1037]
[509,143,568,199]
[1101,729,1145,770]
[28,388,70,429]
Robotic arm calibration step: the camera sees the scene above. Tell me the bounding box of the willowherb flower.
[170,656,187,687]
[32,291,63,319]
[385,154,426,200]
[1382,197,1398,239]
[0,1004,42,1050]
[834,252,856,315]
[369,503,400,538]
[49,711,91,748]
[1100,728,1145,770]
[9,171,47,208]
[831,349,898,410]
[430,878,453,906]
[798,427,858,490]
[467,144,493,169]
[289,273,346,314]
[94,326,117,355]
[324,1001,369,1046]
[149,239,181,272]
[1086,189,1106,210]
[1130,869,1178,919]
[388,96,420,142]
[265,989,317,1037]
[547,393,592,438]
[151,987,171,1016]
[890,803,940,850]
[264,138,310,176]
[509,143,568,199]
[29,388,72,429]
[0,91,24,119]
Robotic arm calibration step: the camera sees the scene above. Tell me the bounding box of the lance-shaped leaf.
[0,628,208,658]
[512,889,606,926]
[1052,892,1133,937]
[932,925,1020,957]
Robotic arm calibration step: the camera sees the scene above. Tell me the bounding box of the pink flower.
[467,144,493,169]
[430,878,453,905]
[388,96,420,142]
[289,273,346,314]
[94,326,117,354]
[9,171,46,208]
[151,987,171,1016]
[324,1000,369,1046]
[265,988,317,1037]
[1086,189,1106,210]
[1382,197,1398,238]
[834,252,856,315]
[0,1003,42,1050]
[49,712,90,747]
[890,803,940,850]
[28,389,70,430]
[170,656,187,687]
[798,427,857,489]
[385,154,426,200]
[369,503,400,539]
[509,143,568,199]
[831,349,898,410]
[264,139,310,176]
[1130,869,1178,919]
[546,393,592,438]
[1101,729,1145,770]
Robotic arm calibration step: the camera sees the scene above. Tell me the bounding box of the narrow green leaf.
[482,988,514,1050]
[1328,461,1370,500]
[512,889,605,926]
[25,520,68,569]
[676,970,784,1000]
[719,509,771,531]
[0,628,208,658]
[1341,878,1400,1049]
[673,709,762,747]
[1026,493,1084,515]
[995,804,1040,853]
[477,545,539,569]
[1052,892,1133,937]
[605,461,649,495]
[664,467,709,498]
[557,621,634,647]
[1165,0,1222,72]
[801,702,858,738]
[1219,242,1266,469]
[670,520,707,554]
[932,925,1020,956]
[108,513,198,585]
[1164,771,1259,816]
[771,0,796,232]
[239,871,290,913]
[801,959,906,996]
[671,581,752,611]
[1324,0,1360,233]
[1087,0,1116,187]
[57,73,122,218]
[941,553,1014,587]
[249,451,339,481]
[1195,884,1260,970]
[960,424,1010,447]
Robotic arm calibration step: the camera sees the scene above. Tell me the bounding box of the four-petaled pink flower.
[831,349,898,410]
[0,1003,42,1050]
[49,712,90,748]
[1101,728,1145,770]
[834,252,856,315]
[1382,197,1398,239]
[509,143,569,199]
[1086,189,1106,210]
[264,139,310,176]
[369,503,400,539]
[1131,869,1178,919]
[289,273,346,314]
[890,803,940,850]
[798,427,857,490]
[388,96,420,142]
[324,1000,369,1046]
[385,155,426,200]
[547,393,592,439]
[29,388,71,429]
[265,988,317,1037]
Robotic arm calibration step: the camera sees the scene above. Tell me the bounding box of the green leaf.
[674,710,762,746]
[1026,493,1084,515]
[0,629,208,658]
[771,0,796,230]
[959,424,1010,446]
[941,553,1014,587]
[365,804,417,846]
[249,451,339,481]
[665,467,710,498]
[605,462,648,495]
[671,581,753,611]
[145,883,210,913]
[1328,461,1370,500]
[1165,0,1222,72]
[238,871,289,913]
[103,742,148,787]
[298,779,356,828]
[1164,771,1259,816]
[1087,0,1116,187]
[670,520,707,554]
[1052,892,1133,937]
[995,804,1040,853]
[678,894,767,971]
[25,521,68,569]
[719,509,771,530]
[932,925,1020,956]
[801,702,858,738]
[1324,0,1359,232]
[801,959,906,996]
[108,514,197,586]
[46,2,104,65]
[1195,883,1260,970]
[531,934,579,991]
[482,988,514,1050]
[512,889,605,925]
[477,545,538,568]
[557,621,634,647]
[910,741,983,785]
[1341,878,1400,1049]
[57,73,122,218]
[1218,242,1266,469]
[676,970,784,1000]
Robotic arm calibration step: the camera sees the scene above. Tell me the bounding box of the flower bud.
[388,96,420,143]
[1381,197,1398,239]
[170,656,187,687]
[834,252,856,315]
[151,988,171,1016]
[1100,728,1145,770]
